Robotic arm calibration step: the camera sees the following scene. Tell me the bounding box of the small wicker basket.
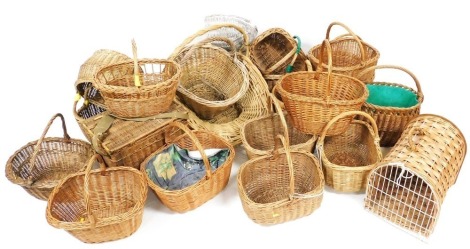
[46,155,147,243]
[238,135,324,225]
[204,15,258,50]
[5,113,94,200]
[141,121,235,213]
[315,111,382,192]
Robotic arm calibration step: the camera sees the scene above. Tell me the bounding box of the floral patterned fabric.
[145,144,230,190]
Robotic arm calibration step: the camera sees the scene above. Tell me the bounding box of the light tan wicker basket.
[275,39,368,136]
[241,94,316,159]
[238,135,324,225]
[365,114,467,238]
[204,15,258,50]
[308,21,380,82]
[94,40,180,118]
[5,113,94,200]
[141,121,235,213]
[173,35,249,119]
[359,65,423,147]
[315,111,382,192]
[46,155,147,243]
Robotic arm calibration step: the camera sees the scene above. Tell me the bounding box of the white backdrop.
[1,1,469,248]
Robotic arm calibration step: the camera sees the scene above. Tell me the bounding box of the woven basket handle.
[273,134,295,200]
[357,65,423,95]
[407,127,429,152]
[131,39,142,87]
[326,21,366,63]
[179,36,238,63]
[264,35,302,75]
[164,121,212,180]
[83,154,107,227]
[317,111,380,148]
[315,39,333,99]
[169,23,250,58]
[28,113,71,180]
[266,93,290,147]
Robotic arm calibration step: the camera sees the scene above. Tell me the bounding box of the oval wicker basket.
[5,113,94,200]
[46,155,147,243]
[275,39,368,136]
[359,65,424,147]
[141,121,235,213]
[241,94,316,159]
[94,41,180,118]
[238,135,324,225]
[315,111,382,192]
[175,35,249,119]
[308,21,380,82]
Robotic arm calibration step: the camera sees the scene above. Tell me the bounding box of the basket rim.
[140,129,235,195]
[237,150,324,206]
[46,166,147,230]
[176,47,250,107]
[5,137,93,187]
[307,37,380,72]
[363,81,424,111]
[276,71,368,105]
[94,58,180,91]
[240,113,316,157]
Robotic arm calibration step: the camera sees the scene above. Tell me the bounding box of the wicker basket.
[46,155,147,243]
[365,114,466,238]
[170,26,270,145]
[170,25,250,120]
[73,99,188,169]
[141,121,235,213]
[359,65,424,147]
[204,15,258,50]
[94,41,180,118]
[238,135,324,225]
[274,39,368,136]
[250,28,308,91]
[315,111,382,192]
[75,49,131,104]
[241,93,316,159]
[5,113,94,200]
[308,21,380,82]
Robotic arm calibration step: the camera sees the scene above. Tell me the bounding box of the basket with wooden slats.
[73,99,188,169]
[5,113,94,200]
[274,39,368,136]
[141,121,235,213]
[46,155,147,243]
[238,135,324,225]
[315,111,382,192]
[358,65,423,147]
[365,114,466,239]
[241,93,316,159]
[308,21,380,82]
